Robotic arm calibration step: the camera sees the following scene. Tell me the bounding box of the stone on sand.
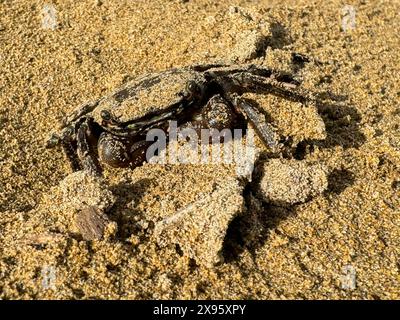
[58,171,117,239]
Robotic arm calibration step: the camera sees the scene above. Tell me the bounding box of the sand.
[0,0,399,299]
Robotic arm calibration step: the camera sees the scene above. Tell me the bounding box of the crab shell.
[90,68,207,125]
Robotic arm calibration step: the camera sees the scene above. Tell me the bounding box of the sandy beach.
[0,0,399,299]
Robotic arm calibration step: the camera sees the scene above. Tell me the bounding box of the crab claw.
[98,133,131,168]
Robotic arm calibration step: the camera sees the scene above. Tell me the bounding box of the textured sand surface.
[0,0,399,299]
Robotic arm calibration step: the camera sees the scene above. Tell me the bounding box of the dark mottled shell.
[91,69,206,124]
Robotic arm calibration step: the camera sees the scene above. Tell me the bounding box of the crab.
[46,64,314,175]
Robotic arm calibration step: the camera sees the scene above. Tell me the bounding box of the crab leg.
[61,141,82,171]
[76,119,103,176]
[61,140,82,172]
[229,71,314,103]
[63,101,101,128]
[229,94,279,150]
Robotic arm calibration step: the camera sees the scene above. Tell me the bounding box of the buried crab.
[47,64,315,175]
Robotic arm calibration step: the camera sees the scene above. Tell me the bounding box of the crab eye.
[184,81,201,99]
[101,110,111,121]
[187,81,198,92]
